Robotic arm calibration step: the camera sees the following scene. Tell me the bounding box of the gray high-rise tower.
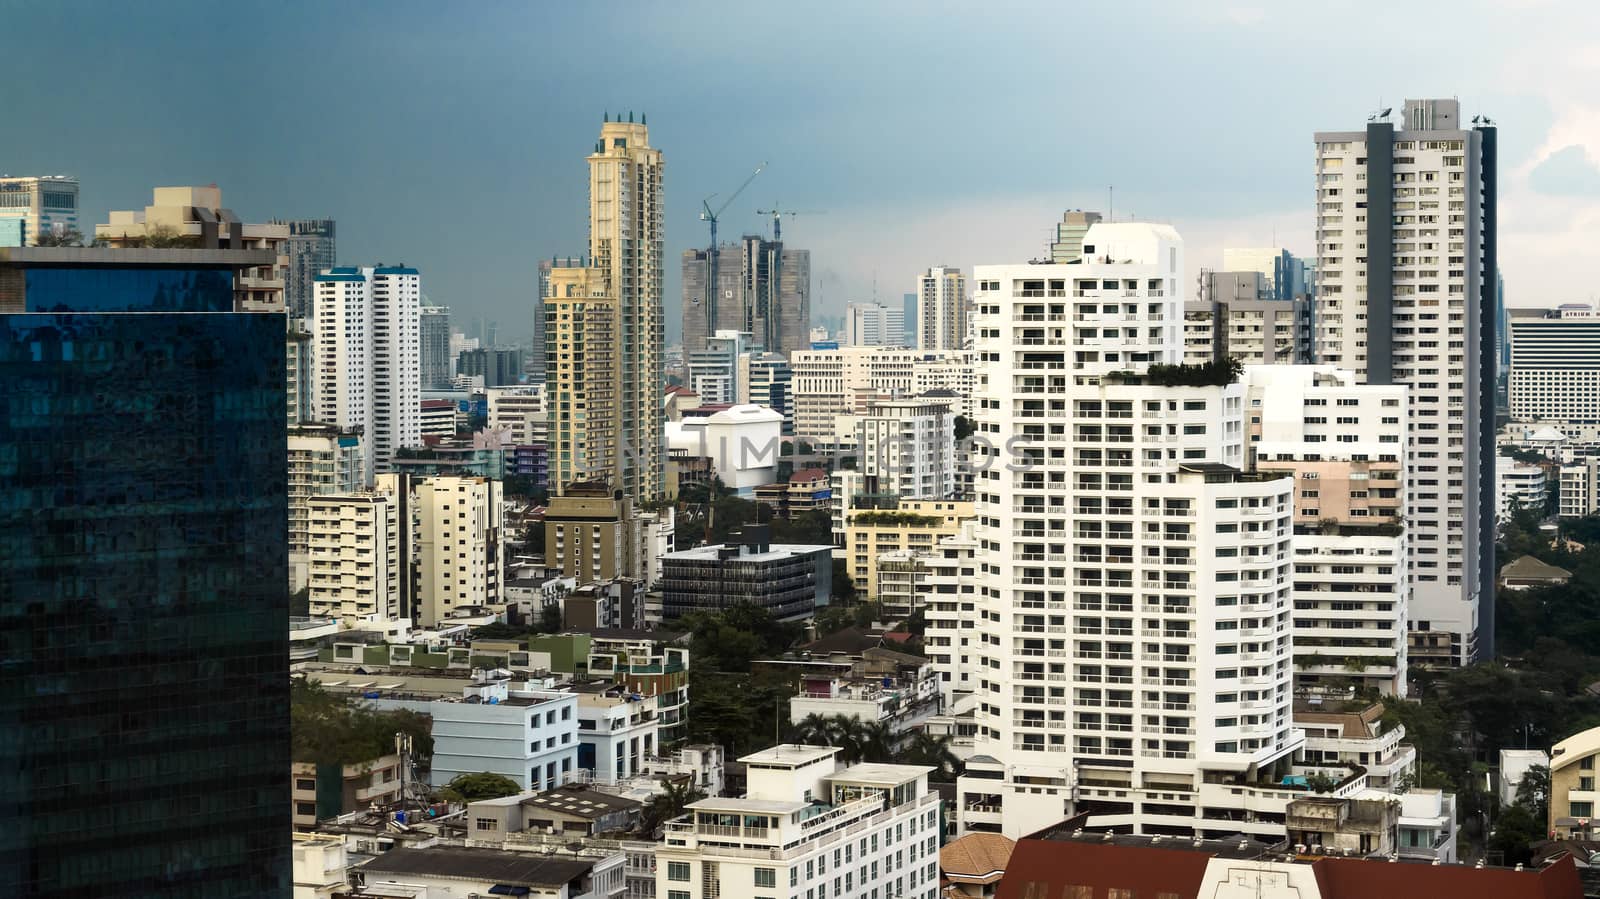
[682,234,810,358]
[1314,98,1497,665]
[273,218,336,321]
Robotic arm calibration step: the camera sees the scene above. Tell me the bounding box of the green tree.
[291,680,433,771]
[641,779,706,835]
[1488,804,1543,867]
[898,731,960,782]
[1515,764,1551,824]
[953,415,976,442]
[439,772,522,803]
[34,227,85,247]
[831,558,858,603]
[540,601,564,634]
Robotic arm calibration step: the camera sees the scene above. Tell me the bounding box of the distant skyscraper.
[274,218,337,321]
[917,265,967,350]
[312,265,422,481]
[846,301,906,346]
[1222,247,1310,301]
[682,234,810,358]
[1048,209,1102,262]
[0,246,288,893]
[902,292,917,345]
[457,347,525,388]
[421,303,452,389]
[0,175,79,246]
[548,116,665,502]
[1315,97,1497,664]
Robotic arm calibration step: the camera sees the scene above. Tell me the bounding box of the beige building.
[97,185,287,312]
[288,424,364,591]
[839,499,973,597]
[413,476,505,626]
[545,482,650,584]
[1284,796,1399,856]
[918,264,968,350]
[546,118,664,504]
[306,491,404,623]
[291,753,403,830]
[1550,726,1600,839]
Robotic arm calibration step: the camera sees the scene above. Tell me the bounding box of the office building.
[0,174,79,246]
[312,265,422,480]
[1243,366,1410,694]
[421,303,452,389]
[659,525,832,621]
[1315,98,1498,664]
[306,488,405,624]
[288,423,365,590]
[847,300,908,346]
[1508,304,1600,423]
[654,745,940,899]
[957,224,1301,840]
[687,329,749,404]
[857,396,958,500]
[413,475,504,626]
[739,351,794,433]
[682,234,811,358]
[273,218,336,322]
[487,384,549,446]
[1560,456,1600,519]
[917,265,967,350]
[1222,247,1312,300]
[0,246,288,893]
[1049,209,1103,263]
[97,185,288,312]
[547,117,665,503]
[419,398,457,438]
[458,346,525,388]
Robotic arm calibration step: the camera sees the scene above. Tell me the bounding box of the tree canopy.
[291,679,433,770]
[438,772,521,803]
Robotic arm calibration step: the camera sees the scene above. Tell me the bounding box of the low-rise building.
[418,398,456,439]
[293,832,351,899]
[467,784,642,842]
[655,745,939,899]
[355,846,624,899]
[940,832,1015,899]
[753,468,832,518]
[292,754,404,831]
[1500,555,1573,591]
[574,682,662,785]
[1285,795,1399,857]
[1397,788,1458,863]
[666,403,784,496]
[1560,456,1600,519]
[1551,726,1600,840]
[837,500,974,597]
[1500,461,1550,522]
[659,525,832,621]
[1294,701,1416,792]
[1501,748,1552,809]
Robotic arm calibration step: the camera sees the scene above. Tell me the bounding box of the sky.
[5,0,1597,343]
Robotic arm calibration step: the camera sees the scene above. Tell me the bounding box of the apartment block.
[739,351,795,434]
[1497,461,1548,522]
[857,396,958,501]
[291,754,402,830]
[838,500,974,597]
[687,329,750,404]
[413,475,504,626]
[274,218,336,323]
[659,525,832,621]
[1314,98,1497,664]
[1560,457,1600,519]
[921,520,982,698]
[306,491,405,623]
[545,482,653,584]
[288,424,365,591]
[572,682,662,784]
[1243,366,1409,696]
[1049,209,1103,263]
[655,745,941,899]
[1508,304,1600,423]
[790,345,973,443]
[958,225,1303,840]
[1550,725,1600,840]
[847,300,908,346]
[918,265,968,350]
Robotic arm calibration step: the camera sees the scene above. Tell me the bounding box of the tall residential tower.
[917,265,967,350]
[1313,98,1497,664]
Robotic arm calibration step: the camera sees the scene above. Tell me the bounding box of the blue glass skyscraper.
[0,247,289,896]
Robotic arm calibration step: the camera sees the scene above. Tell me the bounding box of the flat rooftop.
[740,744,840,767]
[686,796,810,815]
[358,846,594,886]
[834,762,934,787]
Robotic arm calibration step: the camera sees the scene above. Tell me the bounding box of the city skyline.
[5,1,1596,342]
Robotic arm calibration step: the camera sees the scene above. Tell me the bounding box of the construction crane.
[755,207,824,242]
[695,163,765,337]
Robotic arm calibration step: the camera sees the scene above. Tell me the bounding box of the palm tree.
[791,713,835,747]
[898,731,960,782]
[856,721,896,764]
[641,779,706,836]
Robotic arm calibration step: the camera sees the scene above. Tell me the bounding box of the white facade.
[419,400,456,439]
[958,224,1301,841]
[656,746,940,899]
[847,301,908,347]
[1242,366,1409,697]
[288,425,365,591]
[922,520,982,700]
[366,675,580,792]
[665,404,783,495]
[739,352,795,434]
[312,266,422,481]
[1561,457,1600,519]
[488,384,549,445]
[1315,99,1492,665]
[687,329,748,405]
[413,476,505,626]
[0,175,79,245]
[790,346,973,443]
[575,686,662,785]
[918,265,967,350]
[857,397,957,500]
[1509,305,1600,423]
[1496,461,1547,522]
[306,491,403,623]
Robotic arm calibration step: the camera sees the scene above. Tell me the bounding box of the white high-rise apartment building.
[1315,98,1497,665]
[1560,457,1600,519]
[312,266,422,481]
[857,397,957,500]
[487,385,549,445]
[1243,366,1410,694]
[413,476,504,626]
[922,520,981,699]
[306,490,404,623]
[918,265,967,350]
[790,346,973,441]
[957,223,1300,840]
[1508,304,1600,423]
[655,745,940,899]
[847,301,908,346]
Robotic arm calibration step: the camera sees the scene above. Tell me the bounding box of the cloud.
[1527,145,1600,196]
[1224,6,1267,26]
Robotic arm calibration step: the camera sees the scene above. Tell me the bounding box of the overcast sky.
[6,0,1594,342]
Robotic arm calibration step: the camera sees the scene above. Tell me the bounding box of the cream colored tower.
[547,116,665,503]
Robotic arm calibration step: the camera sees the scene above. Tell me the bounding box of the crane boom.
[696,162,767,343]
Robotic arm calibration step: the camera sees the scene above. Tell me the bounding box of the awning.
[487,886,530,896]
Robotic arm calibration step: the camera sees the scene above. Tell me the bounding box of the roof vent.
[1102,832,1114,842]
[1294,844,1306,854]
[1515,863,1525,871]
[1431,858,1441,866]
[1151,835,1163,844]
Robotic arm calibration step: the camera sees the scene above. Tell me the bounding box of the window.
[295,778,316,791]
[669,892,691,899]
[296,802,316,817]
[754,868,777,888]
[1572,801,1594,818]
[1582,755,1595,771]
[668,862,691,882]
[474,817,497,831]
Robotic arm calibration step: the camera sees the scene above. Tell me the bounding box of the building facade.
[857,396,958,500]
[659,526,832,621]
[1314,98,1497,664]
[687,329,749,404]
[1560,456,1600,519]
[838,500,974,597]
[918,265,967,350]
[847,300,909,346]
[414,476,505,626]
[288,423,365,591]
[682,235,811,359]
[306,490,405,623]
[1049,210,1103,263]
[0,247,289,894]
[0,175,79,246]
[274,217,336,322]
[420,303,452,389]
[789,345,973,443]
[1508,304,1600,423]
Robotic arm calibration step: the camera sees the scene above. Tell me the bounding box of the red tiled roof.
[791,468,829,483]
[664,385,697,397]
[997,839,1212,899]
[1310,854,1581,899]
[421,399,455,409]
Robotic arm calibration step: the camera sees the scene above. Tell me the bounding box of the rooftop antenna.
[1109,186,1114,222]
